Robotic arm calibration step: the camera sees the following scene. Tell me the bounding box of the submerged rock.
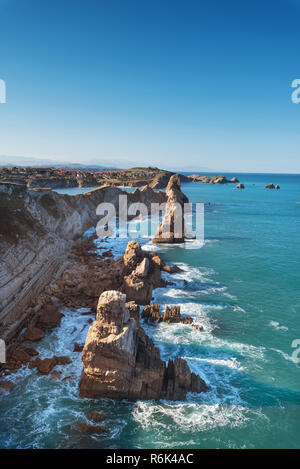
[76,423,108,435]
[236,183,245,189]
[0,379,14,393]
[79,290,207,401]
[87,411,106,423]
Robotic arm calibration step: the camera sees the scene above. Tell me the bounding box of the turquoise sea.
[0,172,299,449]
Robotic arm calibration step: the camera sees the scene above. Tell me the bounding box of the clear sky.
[0,0,300,172]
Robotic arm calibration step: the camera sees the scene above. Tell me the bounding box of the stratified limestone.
[152,174,189,244]
[79,291,207,401]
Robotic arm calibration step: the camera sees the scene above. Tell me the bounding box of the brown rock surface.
[152,174,189,244]
[23,326,45,341]
[36,304,64,330]
[87,411,106,423]
[126,301,140,327]
[141,303,160,322]
[121,241,165,304]
[76,423,108,434]
[73,342,84,352]
[79,290,207,401]
[0,379,14,392]
[29,355,71,375]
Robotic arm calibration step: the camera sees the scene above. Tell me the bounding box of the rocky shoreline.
[0,177,208,401]
[0,233,208,401]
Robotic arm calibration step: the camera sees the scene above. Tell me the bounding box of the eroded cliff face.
[152,174,189,244]
[0,182,166,341]
[79,290,207,401]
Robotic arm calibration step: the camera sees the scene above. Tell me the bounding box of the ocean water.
[0,173,299,449]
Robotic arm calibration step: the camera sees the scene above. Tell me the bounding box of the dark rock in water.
[76,423,108,434]
[0,379,14,393]
[29,355,71,375]
[4,345,35,372]
[73,343,84,352]
[87,411,106,423]
[275,185,280,189]
[142,303,160,322]
[161,305,181,323]
[230,177,239,183]
[50,370,62,381]
[23,326,45,341]
[192,324,204,332]
[79,290,207,401]
[265,183,276,189]
[235,183,245,189]
[163,357,208,400]
[36,304,64,330]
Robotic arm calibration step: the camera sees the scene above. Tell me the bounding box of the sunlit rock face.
[152,174,189,244]
[79,290,208,401]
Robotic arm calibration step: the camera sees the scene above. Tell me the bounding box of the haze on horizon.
[1,0,300,174]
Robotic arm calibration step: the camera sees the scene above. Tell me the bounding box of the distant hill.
[0,156,118,171]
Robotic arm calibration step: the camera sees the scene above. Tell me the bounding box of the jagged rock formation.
[236,183,245,189]
[141,303,160,322]
[152,174,189,244]
[161,305,193,324]
[79,291,207,400]
[121,241,166,304]
[142,303,196,326]
[265,183,280,189]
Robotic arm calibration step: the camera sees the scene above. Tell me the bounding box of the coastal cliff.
[0,182,166,342]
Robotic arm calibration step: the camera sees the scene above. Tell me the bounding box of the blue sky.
[0,0,300,172]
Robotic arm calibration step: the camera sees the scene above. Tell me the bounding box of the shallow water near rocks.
[1,172,300,449]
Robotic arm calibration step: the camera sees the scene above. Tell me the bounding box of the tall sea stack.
[152,174,189,243]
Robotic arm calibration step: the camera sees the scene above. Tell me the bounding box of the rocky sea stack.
[152,174,189,244]
[79,290,207,401]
